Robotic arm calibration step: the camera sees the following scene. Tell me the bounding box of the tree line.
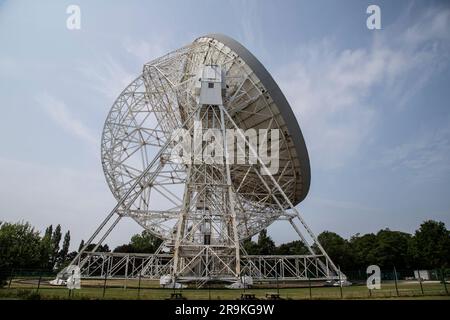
[243,220,450,271]
[1,219,449,283]
[0,222,74,274]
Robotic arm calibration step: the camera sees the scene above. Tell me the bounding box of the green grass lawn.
[1,278,449,300]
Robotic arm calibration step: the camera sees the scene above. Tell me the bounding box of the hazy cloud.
[123,37,168,64]
[379,119,450,181]
[78,55,135,100]
[277,7,450,170]
[36,92,98,149]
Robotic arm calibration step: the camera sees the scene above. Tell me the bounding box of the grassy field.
[1,277,449,300]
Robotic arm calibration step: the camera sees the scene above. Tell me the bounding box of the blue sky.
[1,0,449,249]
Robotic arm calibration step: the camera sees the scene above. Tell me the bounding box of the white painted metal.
[57,35,344,286]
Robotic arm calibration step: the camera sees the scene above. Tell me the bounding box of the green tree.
[39,224,53,269]
[349,233,378,269]
[43,225,53,240]
[78,239,85,252]
[242,237,259,255]
[113,230,162,253]
[0,222,42,285]
[410,220,450,269]
[113,244,135,253]
[65,251,78,263]
[276,240,308,255]
[130,230,162,253]
[85,243,110,252]
[57,230,70,268]
[316,231,354,271]
[372,229,411,269]
[257,229,276,255]
[51,224,62,268]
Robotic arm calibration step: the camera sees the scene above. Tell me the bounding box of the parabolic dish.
[197,34,310,206]
[101,34,311,240]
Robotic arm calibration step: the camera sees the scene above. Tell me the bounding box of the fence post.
[276,260,280,296]
[8,269,14,289]
[208,280,211,300]
[417,269,424,295]
[393,266,399,297]
[441,269,448,295]
[173,275,177,295]
[36,272,42,293]
[308,274,312,299]
[124,255,129,290]
[102,271,107,299]
[137,273,141,299]
[338,266,343,299]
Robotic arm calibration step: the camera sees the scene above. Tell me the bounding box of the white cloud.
[379,120,450,181]
[230,0,268,59]
[403,8,450,45]
[277,41,378,169]
[123,37,167,63]
[77,37,171,104]
[35,92,98,148]
[78,55,135,100]
[276,7,450,170]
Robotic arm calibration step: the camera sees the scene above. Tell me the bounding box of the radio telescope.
[59,34,344,287]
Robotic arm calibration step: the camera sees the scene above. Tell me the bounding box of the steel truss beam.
[75,251,338,285]
[57,38,346,286]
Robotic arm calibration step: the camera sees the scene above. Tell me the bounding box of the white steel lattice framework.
[59,34,345,287]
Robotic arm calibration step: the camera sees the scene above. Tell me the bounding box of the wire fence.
[0,267,449,300]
